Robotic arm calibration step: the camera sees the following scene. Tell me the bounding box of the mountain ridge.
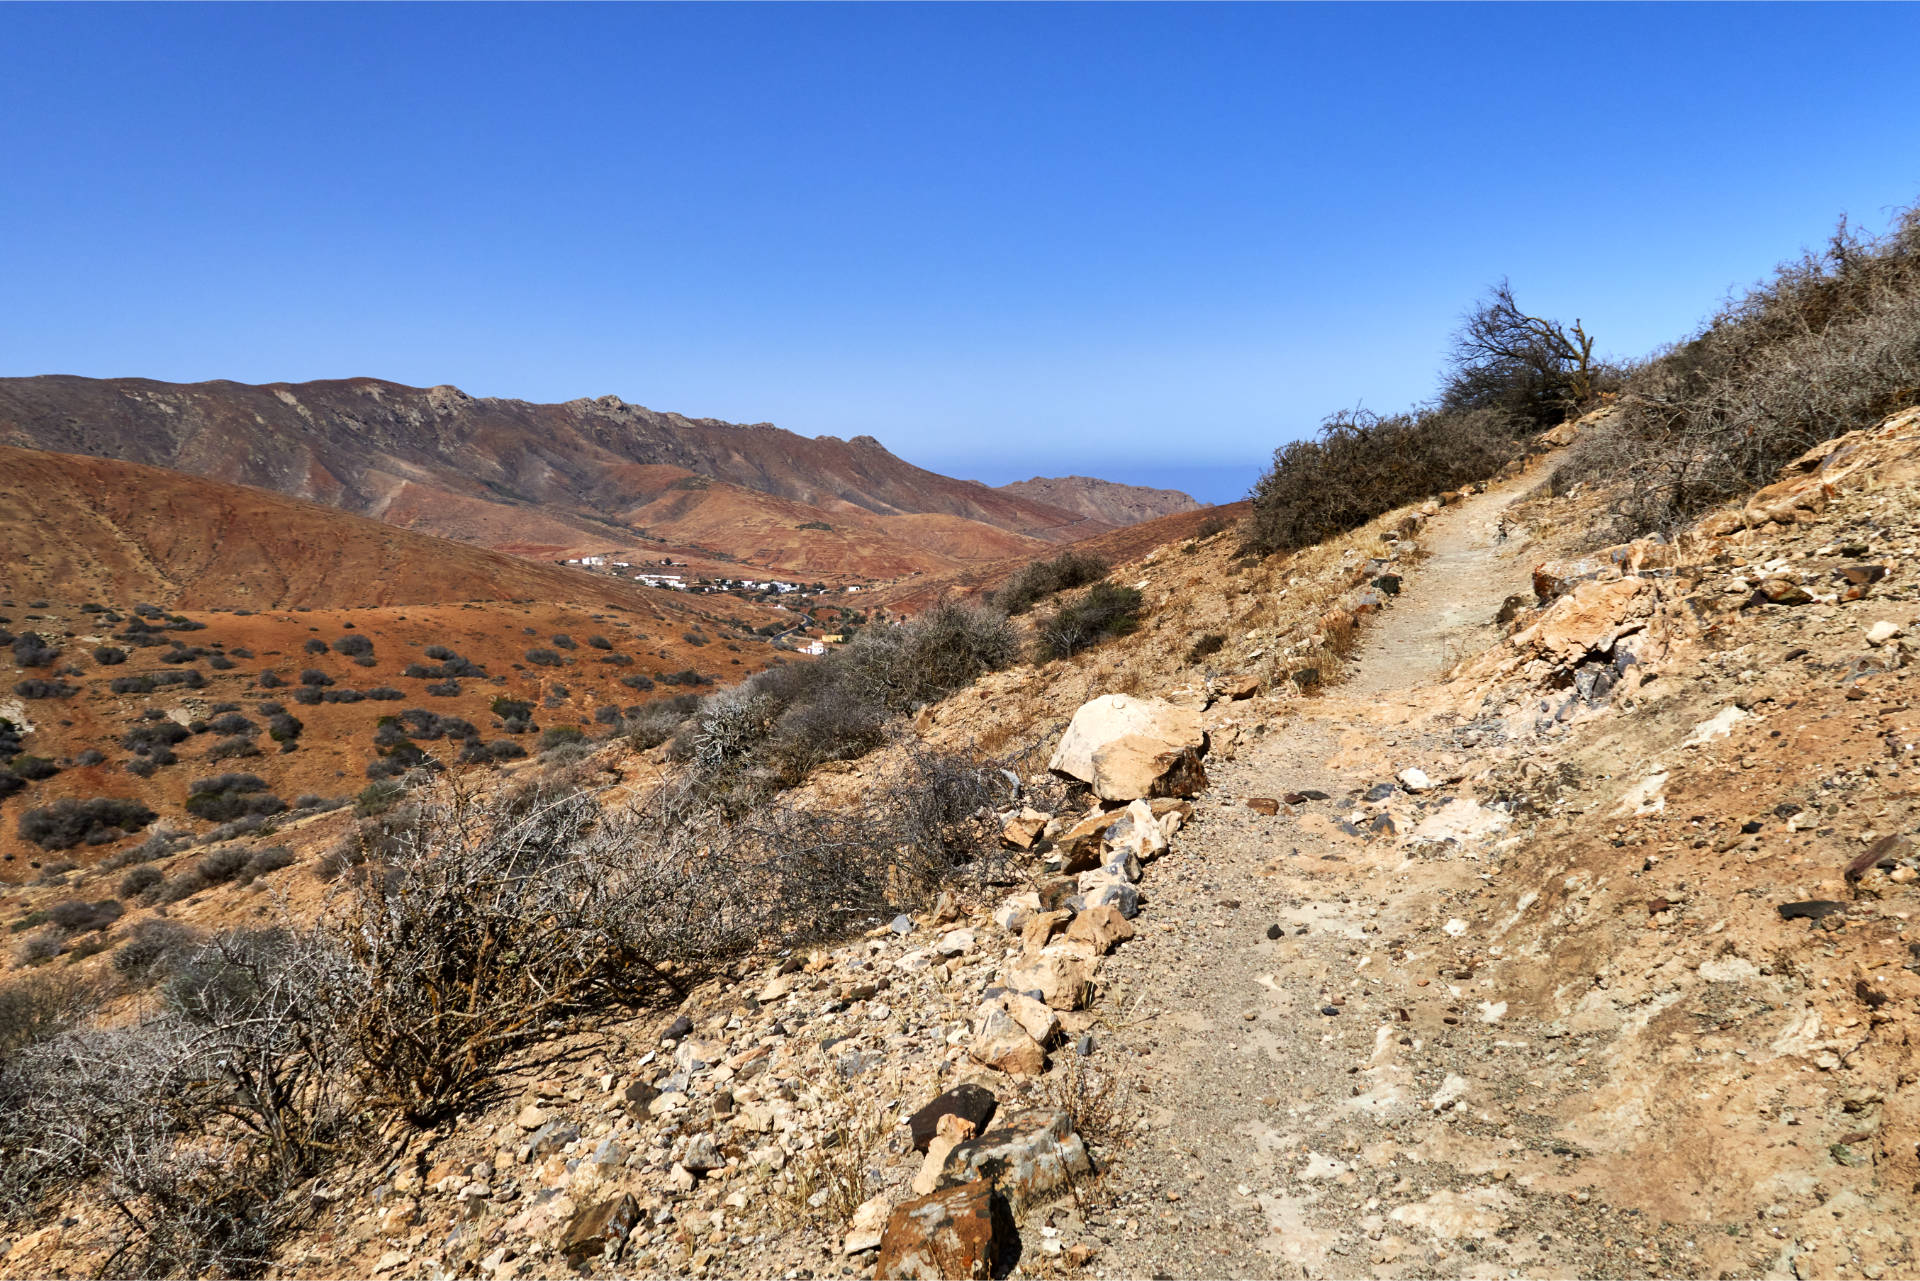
[0,376,1118,581]
[995,473,1204,525]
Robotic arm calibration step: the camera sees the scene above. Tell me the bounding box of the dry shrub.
[0,929,358,1277]
[1588,203,1920,533]
[1248,407,1517,554]
[774,1064,890,1228]
[1043,1055,1128,1155]
[332,780,725,1122]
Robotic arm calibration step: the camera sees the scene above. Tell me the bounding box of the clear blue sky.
[3,3,1917,502]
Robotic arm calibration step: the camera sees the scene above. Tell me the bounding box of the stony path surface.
[1064,487,1702,1279]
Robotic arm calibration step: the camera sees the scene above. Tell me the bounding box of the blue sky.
[3,4,1917,502]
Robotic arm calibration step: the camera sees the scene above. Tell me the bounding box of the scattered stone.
[1219,673,1259,700]
[660,1014,692,1043]
[1867,620,1906,646]
[845,1194,894,1255]
[1001,808,1050,849]
[969,1007,1047,1076]
[1005,951,1095,1011]
[1265,924,1282,940]
[1064,904,1134,955]
[889,914,916,935]
[1752,577,1814,606]
[681,1133,723,1174]
[1396,767,1434,792]
[1245,797,1280,816]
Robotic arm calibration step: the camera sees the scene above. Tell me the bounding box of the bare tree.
[1445,279,1598,428]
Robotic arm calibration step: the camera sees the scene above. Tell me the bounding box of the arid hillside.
[869,500,1247,613]
[0,376,1116,579]
[996,474,1203,525]
[0,445,775,615]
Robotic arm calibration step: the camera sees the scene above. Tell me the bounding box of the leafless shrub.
[112,918,203,984]
[0,969,96,1058]
[330,781,708,1122]
[1594,204,1920,532]
[1043,1055,1127,1154]
[16,927,67,966]
[0,929,358,1275]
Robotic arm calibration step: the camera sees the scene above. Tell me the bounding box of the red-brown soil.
[0,595,785,874]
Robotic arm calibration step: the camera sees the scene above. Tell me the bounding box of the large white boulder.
[1048,695,1207,801]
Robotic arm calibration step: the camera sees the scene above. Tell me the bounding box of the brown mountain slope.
[996,474,1203,525]
[870,501,1246,613]
[0,443,763,617]
[0,376,1112,575]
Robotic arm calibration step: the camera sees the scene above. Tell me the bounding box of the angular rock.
[845,1195,893,1255]
[934,928,976,957]
[1064,904,1134,955]
[970,1006,1047,1076]
[1867,620,1906,646]
[1515,576,1653,668]
[999,992,1061,1044]
[1054,808,1121,872]
[992,892,1041,933]
[528,1120,579,1158]
[936,1109,1093,1217]
[1092,736,1208,801]
[620,1080,660,1120]
[874,1179,1015,1281]
[558,1193,639,1269]
[1049,695,1207,801]
[1081,880,1139,918]
[673,1036,727,1074]
[1752,577,1814,606]
[681,1133,724,1174]
[907,1083,999,1153]
[1005,950,1096,1011]
[1218,673,1259,700]
[1101,799,1168,862]
[1020,908,1071,953]
[1396,767,1433,793]
[1000,807,1049,849]
[1081,846,1141,887]
[1245,797,1279,816]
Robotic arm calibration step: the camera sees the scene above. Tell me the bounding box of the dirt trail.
[1082,485,1700,1279]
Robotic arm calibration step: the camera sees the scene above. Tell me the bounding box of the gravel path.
[1067,487,1705,1279]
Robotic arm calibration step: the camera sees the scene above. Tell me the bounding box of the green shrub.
[1033,583,1145,661]
[1186,631,1227,663]
[993,551,1110,615]
[18,798,157,850]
